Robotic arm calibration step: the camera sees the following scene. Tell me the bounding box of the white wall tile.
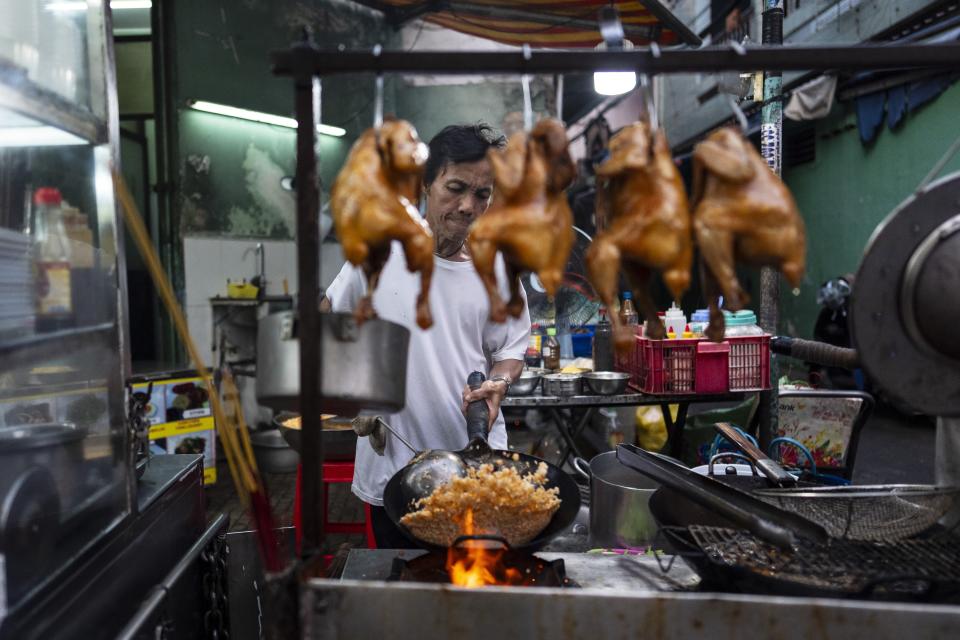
[320,242,345,291]
[220,239,257,288]
[183,237,223,306]
[262,239,294,296]
[186,303,214,366]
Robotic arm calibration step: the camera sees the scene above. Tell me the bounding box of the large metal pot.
[573,451,660,549]
[256,311,410,416]
[274,412,357,461]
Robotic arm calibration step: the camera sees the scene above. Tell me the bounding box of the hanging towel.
[855,92,886,144]
[908,75,956,111]
[785,75,838,121]
[886,85,908,129]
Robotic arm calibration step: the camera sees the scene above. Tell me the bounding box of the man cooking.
[323,123,530,548]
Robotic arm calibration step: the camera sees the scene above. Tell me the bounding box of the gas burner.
[389,536,578,588]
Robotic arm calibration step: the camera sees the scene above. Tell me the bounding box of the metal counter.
[502,390,748,462]
[302,578,960,640]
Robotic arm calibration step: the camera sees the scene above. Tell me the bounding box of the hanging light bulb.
[594,71,637,96]
[593,40,637,96]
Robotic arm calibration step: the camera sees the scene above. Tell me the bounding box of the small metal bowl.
[507,370,542,396]
[542,372,583,397]
[583,371,630,395]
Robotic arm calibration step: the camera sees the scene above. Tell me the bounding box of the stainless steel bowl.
[542,373,583,397]
[584,371,630,395]
[507,370,542,396]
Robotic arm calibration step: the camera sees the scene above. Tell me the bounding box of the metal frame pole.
[294,60,324,556]
[757,0,784,449]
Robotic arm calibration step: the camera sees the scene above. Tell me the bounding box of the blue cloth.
[855,92,886,143]
[908,75,955,110]
[886,85,908,129]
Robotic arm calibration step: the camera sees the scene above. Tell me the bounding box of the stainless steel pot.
[256,311,410,416]
[573,451,660,549]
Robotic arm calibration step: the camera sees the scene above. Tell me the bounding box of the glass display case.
[0,0,130,616]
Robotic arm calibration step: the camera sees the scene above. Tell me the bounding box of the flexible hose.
[771,336,860,369]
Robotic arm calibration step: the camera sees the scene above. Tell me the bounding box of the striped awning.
[357,1,700,48]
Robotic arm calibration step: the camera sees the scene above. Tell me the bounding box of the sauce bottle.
[620,291,639,327]
[542,327,561,371]
[592,307,615,372]
[34,187,74,332]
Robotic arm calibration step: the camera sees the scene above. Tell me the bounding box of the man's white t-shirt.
[325,242,530,506]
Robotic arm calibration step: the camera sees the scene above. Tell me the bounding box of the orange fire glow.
[445,510,524,587]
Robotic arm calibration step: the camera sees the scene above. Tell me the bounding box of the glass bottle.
[542,327,561,371]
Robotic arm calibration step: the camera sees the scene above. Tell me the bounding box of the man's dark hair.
[424,123,506,186]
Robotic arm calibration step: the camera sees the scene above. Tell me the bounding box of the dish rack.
[614,334,770,395]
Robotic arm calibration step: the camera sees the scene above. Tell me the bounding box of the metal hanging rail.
[273,37,960,557]
[273,42,960,76]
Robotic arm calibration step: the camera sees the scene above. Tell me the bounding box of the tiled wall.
[183,235,345,364]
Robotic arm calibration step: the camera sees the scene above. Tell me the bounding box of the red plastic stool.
[293,462,376,556]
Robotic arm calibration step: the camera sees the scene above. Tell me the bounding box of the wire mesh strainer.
[752,485,960,541]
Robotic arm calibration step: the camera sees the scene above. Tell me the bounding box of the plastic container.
[664,302,687,337]
[614,334,771,394]
[33,187,74,332]
[690,309,710,337]
[723,310,764,337]
[558,317,574,359]
[571,327,595,358]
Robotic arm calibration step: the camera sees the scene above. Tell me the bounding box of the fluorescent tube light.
[47,1,153,11]
[0,126,88,147]
[187,100,346,137]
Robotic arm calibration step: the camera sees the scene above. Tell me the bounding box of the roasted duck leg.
[468,118,576,322]
[691,127,806,341]
[330,119,435,329]
[586,121,692,349]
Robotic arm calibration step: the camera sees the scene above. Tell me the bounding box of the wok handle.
[466,371,489,442]
[715,423,797,487]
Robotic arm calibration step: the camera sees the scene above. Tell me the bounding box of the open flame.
[445,509,524,587]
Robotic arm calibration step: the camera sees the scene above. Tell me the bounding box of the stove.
[388,548,578,587]
[341,548,699,591]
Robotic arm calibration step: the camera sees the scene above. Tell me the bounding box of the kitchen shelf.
[0,322,116,371]
[0,65,107,145]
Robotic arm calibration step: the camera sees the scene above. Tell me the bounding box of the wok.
[383,373,581,552]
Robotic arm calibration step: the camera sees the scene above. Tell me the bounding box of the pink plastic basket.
[615,335,770,395]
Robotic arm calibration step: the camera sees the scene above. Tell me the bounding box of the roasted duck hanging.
[467,118,576,322]
[330,118,435,329]
[691,127,806,341]
[586,121,693,348]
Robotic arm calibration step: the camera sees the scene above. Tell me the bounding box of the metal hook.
[522,44,533,130]
[554,74,564,123]
[373,44,384,127]
[639,74,658,131]
[727,94,748,131]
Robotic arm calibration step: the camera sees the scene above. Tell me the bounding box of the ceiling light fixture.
[593,46,638,96]
[187,100,346,137]
[46,1,153,11]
